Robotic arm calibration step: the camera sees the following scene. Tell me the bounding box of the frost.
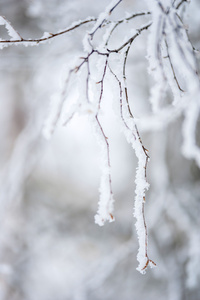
[90,114,115,226]
[0,16,21,40]
[145,4,167,111]
[145,0,200,169]
[41,32,53,39]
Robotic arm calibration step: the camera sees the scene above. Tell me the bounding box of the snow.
[0,16,21,40]
[90,114,115,226]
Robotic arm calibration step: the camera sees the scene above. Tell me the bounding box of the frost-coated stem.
[122,46,156,273]
[0,17,97,48]
[97,56,109,112]
[109,45,156,272]
[104,12,151,46]
[94,115,115,226]
[94,58,115,226]
[164,39,184,92]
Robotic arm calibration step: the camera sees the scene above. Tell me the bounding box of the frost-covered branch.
[122,43,153,273]
[146,0,200,166]
[1,0,199,278]
[0,2,156,273]
[104,11,151,46]
[0,17,97,48]
[108,64,156,273]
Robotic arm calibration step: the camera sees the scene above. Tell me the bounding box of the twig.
[105,11,151,46]
[164,39,184,92]
[97,56,109,112]
[95,115,113,202]
[94,57,114,224]
[0,17,96,45]
[122,41,155,272]
[176,0,188,10]
[89,0,123,39]
[108,64,136,140]
[108,22,152,53]
[86,56,91,103]
[109,39,155,271]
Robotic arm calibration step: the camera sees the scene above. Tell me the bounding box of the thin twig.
[89,0,122,39]
[97,56,109,112]
[108,22,152,53]
[0,17,97,45]
[94,57,114,222]
[105,12,151,46]
[108,64,136,140]
[176,0,188,10]
[165,39,184,92]
[122,41,154,271]
[86,57,91,103]
[123,42,150,178]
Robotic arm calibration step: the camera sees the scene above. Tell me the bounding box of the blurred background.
[0,0,200,299]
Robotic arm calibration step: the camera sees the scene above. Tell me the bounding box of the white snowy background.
[0,0,200,299]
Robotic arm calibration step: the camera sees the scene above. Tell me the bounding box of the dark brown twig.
[0,17,97,45]
[176,0,188,10]
[105,12,151,46]
[97,56,109,112]
[108,22,152,53]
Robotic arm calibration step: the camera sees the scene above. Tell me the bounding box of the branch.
[104,11,151,46]
[108,42,155,272]
[176,0,189,10]
[164,39,184,92]
[0,17,96,46]
[123,39,156,272]
[89,0,123,38]
[108,22,152,53]
[96,56,109,112]
[94,57,115,226]
[0,3,161,273]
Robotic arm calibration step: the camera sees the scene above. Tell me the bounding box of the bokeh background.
[0,0,200,299]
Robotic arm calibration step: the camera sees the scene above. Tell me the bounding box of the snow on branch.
[0,16,22,41]
[146,0,200,166]
[108,49,156,273]
[0,17,97,48]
